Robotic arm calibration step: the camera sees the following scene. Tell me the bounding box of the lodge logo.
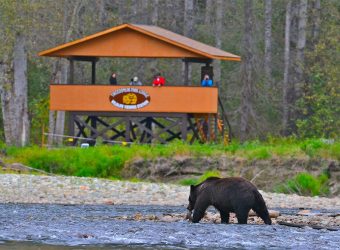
[109,88,151,110]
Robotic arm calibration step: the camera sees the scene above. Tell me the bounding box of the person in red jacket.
[152,73,165,87]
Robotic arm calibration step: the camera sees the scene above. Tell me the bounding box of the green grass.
[274,172,330,196]
[3,145,129,178]
[0,138,338,180]
[178,170,221,186]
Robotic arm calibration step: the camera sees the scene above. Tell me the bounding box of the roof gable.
[39,24,240,61]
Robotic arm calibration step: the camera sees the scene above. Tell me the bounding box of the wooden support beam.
[184,60,189,86]
[67,112,75,137]
[69,56,99,62]
[146,117,152,142]
[125,117,131,142]
[91,60,96,84]
[181,114,188,141]
[90,116,97,139]
[207,114,211,142]
[133,118,166,144]
[183,58,213,64]
[65,113,213,145]
[74,119,88,139]
[69,58,74,84]
[188,117,200,144]
[151,118,179,138]
[95,117,123,134]
[214,114,218,143]
[74,116,98,137]
[130,121,137,140]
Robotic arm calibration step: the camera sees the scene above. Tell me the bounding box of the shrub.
[274,172,329,196]
[4,146,127,179]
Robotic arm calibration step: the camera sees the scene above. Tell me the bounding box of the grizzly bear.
[186,177,272,225]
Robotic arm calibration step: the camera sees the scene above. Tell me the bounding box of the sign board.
[109,88,151,110]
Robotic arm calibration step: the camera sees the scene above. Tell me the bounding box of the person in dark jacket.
[109,73,117,85]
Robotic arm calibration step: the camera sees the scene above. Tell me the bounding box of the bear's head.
[187,177,220,212]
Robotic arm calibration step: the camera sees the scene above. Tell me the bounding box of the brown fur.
[187,177,272,225]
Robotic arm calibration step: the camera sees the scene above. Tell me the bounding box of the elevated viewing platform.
[40,23,240,144]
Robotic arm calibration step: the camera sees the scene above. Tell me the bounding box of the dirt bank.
[122,156,339,195]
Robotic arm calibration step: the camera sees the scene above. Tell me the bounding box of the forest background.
[0,0,339,147]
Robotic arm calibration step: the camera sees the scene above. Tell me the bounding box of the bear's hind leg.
[253,208,272,225]
[252,190,272,225]
[219,209,230,224]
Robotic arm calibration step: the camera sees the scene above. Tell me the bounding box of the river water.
[0,204,339,249]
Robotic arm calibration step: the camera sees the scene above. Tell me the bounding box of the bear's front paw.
[185,210,193,221]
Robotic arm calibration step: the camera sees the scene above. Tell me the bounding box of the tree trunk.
[205,0,213,25]
[52,0,83,145]
[0,58,15,146]
[47,60,61,146]
[295,0,308,95]
[97,0,107,27]
[294,0,308,99]
[54,60,68,145]
[182,0,194,84]
[130,0,139,23]
[214,0,224,85]
[311,0,320,44]
[148,0,159,74]
[184,0,194,38]
[151,0,159,25]
[14,33,29,146]
[264,0,272,87]
[0,33,29,146]
[282,0,292,135]
[240,0,255,141]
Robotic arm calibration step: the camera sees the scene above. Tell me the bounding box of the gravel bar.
[0,174,339,210]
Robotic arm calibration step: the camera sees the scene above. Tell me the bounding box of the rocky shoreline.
[0,174,339,229]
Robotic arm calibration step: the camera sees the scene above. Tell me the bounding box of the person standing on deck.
[201,74,213,87]
[129,76,142,86]
[109,73,118,85]
[152,73,165,87]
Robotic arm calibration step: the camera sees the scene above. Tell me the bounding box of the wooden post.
[181,114,188,141]
[90,116,97,137]
[68,112,75,145]
[125,117,131,142]
[68,112,75,135]
[207,114,211,142]
[184,60,189,85]
[146,117,152,143]
[214,114,218,143]
[91,59,96,84]
[69,58,74,84]
[90,58,97,142]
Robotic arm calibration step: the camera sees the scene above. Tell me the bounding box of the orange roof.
[39,23,240,61]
